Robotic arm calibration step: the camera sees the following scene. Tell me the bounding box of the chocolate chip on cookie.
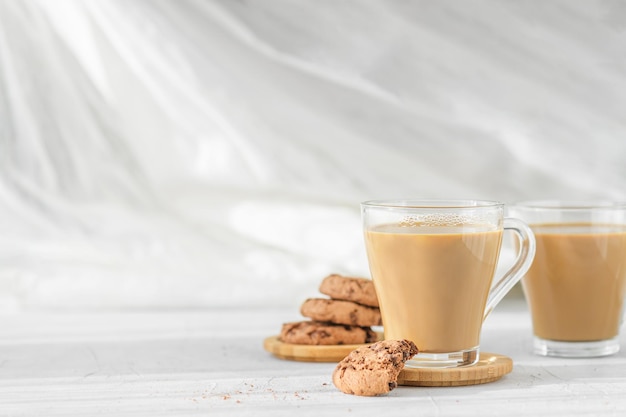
[319,274,379,307]
[300,298,382,327]
[279,321,378,345]
[333,339,419,396]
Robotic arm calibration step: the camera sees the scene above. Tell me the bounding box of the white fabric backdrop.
[1,0,625,310]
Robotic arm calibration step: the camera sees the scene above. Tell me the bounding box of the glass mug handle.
[483,218,536,321]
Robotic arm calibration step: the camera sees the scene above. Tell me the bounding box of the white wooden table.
[2,298,626,416]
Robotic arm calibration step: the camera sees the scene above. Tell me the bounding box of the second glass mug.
[509,201,626,358]
[362,199,536,368]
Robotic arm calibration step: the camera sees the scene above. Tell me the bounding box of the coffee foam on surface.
[397,213,499,232]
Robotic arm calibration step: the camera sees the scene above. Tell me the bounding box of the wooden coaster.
[397,352,513,387]
[263,333,382,363]
[264,336,512,387]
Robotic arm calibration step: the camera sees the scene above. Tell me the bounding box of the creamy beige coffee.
[365,224,503,353]
[523,223,626,342]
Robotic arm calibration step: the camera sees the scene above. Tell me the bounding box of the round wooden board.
[397,352,513,387]
[263,334,382,362]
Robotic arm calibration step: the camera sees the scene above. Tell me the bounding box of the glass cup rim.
[361,199,503,209]
[511,200,626,211]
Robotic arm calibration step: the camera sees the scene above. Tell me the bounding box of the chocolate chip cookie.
[319,274,379,307]
[279,321,378,345]
[333,339,419,396]
[300,298,382,327]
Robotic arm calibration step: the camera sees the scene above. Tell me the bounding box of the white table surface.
[2,297,626,417]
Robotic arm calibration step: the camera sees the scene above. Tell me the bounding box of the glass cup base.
[533,336,620,358]
[405,347,479,368]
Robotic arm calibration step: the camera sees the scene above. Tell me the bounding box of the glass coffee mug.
[362,200,535,368]
[509,201,626,357]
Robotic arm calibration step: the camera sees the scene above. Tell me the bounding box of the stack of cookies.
[279,274,382,345]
